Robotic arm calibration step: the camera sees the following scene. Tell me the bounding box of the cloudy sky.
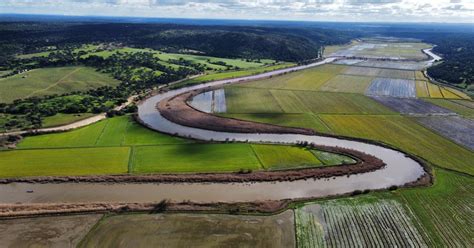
[1,0,473,23]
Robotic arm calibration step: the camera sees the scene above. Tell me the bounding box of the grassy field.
[79,211,295,248]
[2,115,349,177]
[0,66,120,103]
[0,147,130,177]
[225,87,395,115]
[42,113,96,128]
[320,115,474,175]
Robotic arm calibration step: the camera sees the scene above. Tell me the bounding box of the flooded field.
[295,200,428,247]
[0,214,102,248]
[366,78,416,98]
[188,89,227,113]
[79,211,295,248]
[416,116,474,150]
[372,96,455,115]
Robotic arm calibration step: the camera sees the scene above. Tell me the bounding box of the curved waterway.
[0,58,425,204]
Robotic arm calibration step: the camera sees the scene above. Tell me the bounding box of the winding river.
[0,58,426,205]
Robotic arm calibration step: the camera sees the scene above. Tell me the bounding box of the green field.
[251,145,323,170]
[0,147,130,177]
[320,115,474,175]
[42,113,96,128]
[1,115,349,177]
[296,168,474,247]
[225,87,395,115]
[81,47,274,70]
[0,66,120,103]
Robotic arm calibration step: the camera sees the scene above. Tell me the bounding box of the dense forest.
[0,22,354,64]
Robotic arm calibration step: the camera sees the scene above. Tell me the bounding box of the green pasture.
[0,66,119,103]
[42,113,96,128]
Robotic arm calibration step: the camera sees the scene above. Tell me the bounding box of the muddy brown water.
[0,58,425,205]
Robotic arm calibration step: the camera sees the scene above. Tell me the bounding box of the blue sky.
[1,0,473,23]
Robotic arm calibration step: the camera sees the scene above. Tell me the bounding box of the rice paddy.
[0,66,120,103]
[295,199,427,247]
[365,78,416,98]
[79,211,296,248]
[371,97,454,115]
[225,87,395,115]
[0,214,103,248]
[320,115,474,175]
[327,41,431,60]
[416,116,474,150]
[1,115,348,177]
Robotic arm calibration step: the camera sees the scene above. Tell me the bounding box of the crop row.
[296,200,427,247]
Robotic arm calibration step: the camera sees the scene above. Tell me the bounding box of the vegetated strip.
[0,145,385,184]
[158,88,315,135]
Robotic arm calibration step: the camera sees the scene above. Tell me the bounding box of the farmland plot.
[0,214,102,248]
[225,87,283,113]
[416,81,430,98]
[366,78,416,98]
[371,96,454,115]
[416,116,474,150]
[188,89,227,113]
[343,66,381,77]
[424,99,474,116]
[378,68,415,80]
[80,211,295,248]
[356,60,428,70]
[320,75,373,94]
[296,200,428,247]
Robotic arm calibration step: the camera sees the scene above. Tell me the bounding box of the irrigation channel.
[0,57,426,205]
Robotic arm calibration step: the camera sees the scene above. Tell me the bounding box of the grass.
[42,113,96,128]
[0,66,120,103]
[251,144,323,170]
[320,115,474,175]
[132,143,262,173]
[0,147,130,178]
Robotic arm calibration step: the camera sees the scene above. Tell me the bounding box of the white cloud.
[1,0,473,23]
